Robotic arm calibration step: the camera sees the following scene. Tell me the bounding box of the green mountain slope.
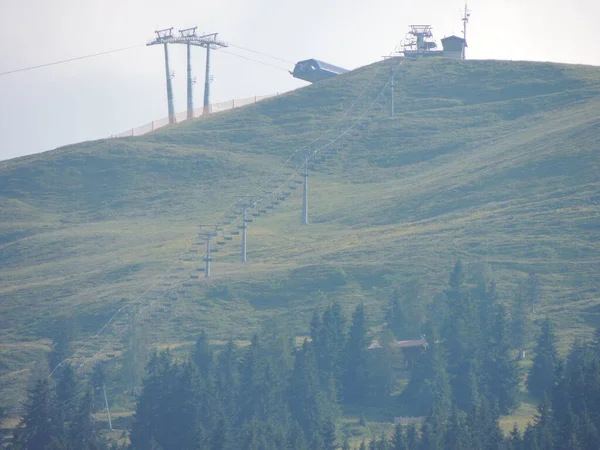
[1,58,600,409]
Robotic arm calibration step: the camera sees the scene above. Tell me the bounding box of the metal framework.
[462,3,471,59]
[198,225,219,278]
[147,28,176,123]
[148,27,228,121]
[403,25,437,57]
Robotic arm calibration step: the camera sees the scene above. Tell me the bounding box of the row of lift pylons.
[148,27,227,124]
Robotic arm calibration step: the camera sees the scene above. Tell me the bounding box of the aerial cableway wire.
[219,49,291,72]
[0,44,145,76]
[0,42,292,77]
[86,57,400,363]
[227,43,295,64]
[211,62,388,227]
[8,50,402,414]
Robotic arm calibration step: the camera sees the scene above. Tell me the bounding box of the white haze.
[0,0,598,160]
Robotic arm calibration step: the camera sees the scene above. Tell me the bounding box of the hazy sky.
[0,0,598,161]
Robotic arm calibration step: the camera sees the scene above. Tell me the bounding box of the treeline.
[7,262,600,449]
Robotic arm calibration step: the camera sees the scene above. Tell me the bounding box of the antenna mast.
[462,3,471,59]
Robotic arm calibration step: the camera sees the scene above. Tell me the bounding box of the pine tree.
[55,362,79,431]
[342,304,370,405]
[443,407,468,450]
[391,424,407,450]
[557,405,582,450]
[191,329,213,377]
[359,441,367,450]
[12,379,58,450]
[402,337,451,418]
[386,290,408,340]
[508,423,522,450]
[238,334,263,424]
[441,262,482,412]
[289,340,333,440]
[510,284,530,360]
[215,340,239,422]
[405,424,418,450]
[482,304,520,413]
[287,421,308,450]
[533,395,554,450]
[315,303,346,397]
[525,273,541,314]
[341,439,351,450]
[321,417,337,450]
[522,423,539,450]
[69,386,103,450]
[527,318,558,400]
[47,319,72,374]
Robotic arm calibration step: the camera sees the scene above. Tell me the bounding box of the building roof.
[441,35,468,47]
[368,339,428,350]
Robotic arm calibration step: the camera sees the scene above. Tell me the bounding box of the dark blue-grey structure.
[292,59,349,83]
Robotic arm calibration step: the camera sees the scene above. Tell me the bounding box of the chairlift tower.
[198,225,219,278]
[147,28,176,124]
[236,198,256,263]
[167,31,228,115]
[302,153,309,225]
[402,25,437,58]
[179,27,198,119]
[148,28,227,121]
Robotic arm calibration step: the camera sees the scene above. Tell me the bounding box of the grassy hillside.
[1,57,600,417]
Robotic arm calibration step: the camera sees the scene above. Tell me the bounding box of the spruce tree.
[238,334,263,424]
[315,303,346,397]
[69,386,102,450]
[391,424,407,450]
[533,395,554,450]
[443,407,468,450]
[12,379,58,450]
[405,424,418,450]
[47,319,72,374]
[508,423,522,450]
[510,284,530,359]
[402,337,451,418]
[527,318,558,400]
[55,362,79,431]
[321,417,337,450]
[191,329,213,377]
[525,273,541,314]
[386,290,408,340]
[215,340,239,422]
[342,304,370,405]
[482,304,520,413]
[287,421,308,450]
[289,340,334,441]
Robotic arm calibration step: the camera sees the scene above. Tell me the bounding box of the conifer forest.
[6,262,600,449]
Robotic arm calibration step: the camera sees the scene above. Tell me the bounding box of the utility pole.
[302,153,309,225]
[147,28,176,124]
[462,3,471,60]
[102,384,113,431]
[389,66,395,117]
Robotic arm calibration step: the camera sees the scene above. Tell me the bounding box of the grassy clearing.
[1,59,600,429]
